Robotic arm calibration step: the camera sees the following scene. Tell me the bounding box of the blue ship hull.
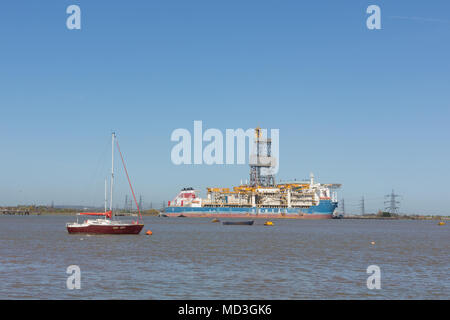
[166,199,338,219]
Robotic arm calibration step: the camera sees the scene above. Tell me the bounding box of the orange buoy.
[146,230,153,235]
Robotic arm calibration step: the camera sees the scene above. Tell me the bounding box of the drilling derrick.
[249,127,276,187]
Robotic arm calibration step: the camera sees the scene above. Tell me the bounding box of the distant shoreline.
[1,211,448,220]
[343,215,450,221]
[1,206,448,220]
[0,212,161,216]
[0,207,162,217]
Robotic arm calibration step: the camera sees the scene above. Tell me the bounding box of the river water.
[0,215,448,299]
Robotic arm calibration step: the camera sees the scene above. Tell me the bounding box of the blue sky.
[1,1,449,214]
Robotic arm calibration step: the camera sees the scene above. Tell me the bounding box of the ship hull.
[67,224,144,234]
[165,200,337,219]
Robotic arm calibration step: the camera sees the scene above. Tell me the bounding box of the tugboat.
[66,133,144,235]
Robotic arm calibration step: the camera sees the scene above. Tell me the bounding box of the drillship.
[166,128,341,219]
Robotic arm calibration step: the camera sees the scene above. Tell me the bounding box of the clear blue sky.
[1,1,449,214]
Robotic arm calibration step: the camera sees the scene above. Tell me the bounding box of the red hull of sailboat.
[67,224,144,235]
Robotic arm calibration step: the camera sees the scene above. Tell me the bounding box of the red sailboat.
[67,133,144,235]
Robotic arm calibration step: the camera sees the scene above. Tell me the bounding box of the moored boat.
[67,218,144,234]
[66,133,144,235]
[222,220,254,226]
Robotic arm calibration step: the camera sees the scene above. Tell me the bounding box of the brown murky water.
[0,216,448,299]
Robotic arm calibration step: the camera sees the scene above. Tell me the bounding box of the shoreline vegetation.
[343,215,450,221]
[1,206,449,220]
[342,210,449,220]
[0,205,162,217]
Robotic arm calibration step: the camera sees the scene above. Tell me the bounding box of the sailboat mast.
[104,178,107,214]
[109,132,115,216]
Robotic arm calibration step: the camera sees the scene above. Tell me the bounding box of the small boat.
[211,218,220,223]
[264,221,274,226]
[222,220,254,226]
[178,214,186,217]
